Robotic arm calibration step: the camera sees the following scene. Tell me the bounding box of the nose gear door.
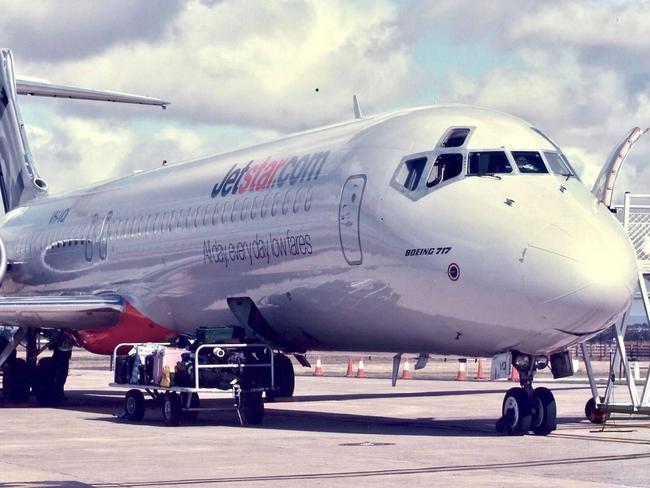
[338,174,366,265]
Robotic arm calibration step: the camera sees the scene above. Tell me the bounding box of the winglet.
[353,94,362,119]
[592,127,648,207]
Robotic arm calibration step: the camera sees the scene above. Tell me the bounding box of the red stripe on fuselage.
[72,302,177,355]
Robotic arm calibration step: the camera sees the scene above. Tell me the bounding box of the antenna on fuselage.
[353,94,362,119]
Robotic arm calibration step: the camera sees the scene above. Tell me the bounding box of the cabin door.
[338,174,366,265]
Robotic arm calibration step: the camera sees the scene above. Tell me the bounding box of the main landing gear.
[0,329,73,406]
[496,352,557,436]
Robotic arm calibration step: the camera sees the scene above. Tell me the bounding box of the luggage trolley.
[109,342,275,426]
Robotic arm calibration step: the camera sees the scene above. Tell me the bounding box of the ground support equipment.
[584,193,650,423]
[109,342,274,426]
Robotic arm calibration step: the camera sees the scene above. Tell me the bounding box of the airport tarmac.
[2,356,650,487]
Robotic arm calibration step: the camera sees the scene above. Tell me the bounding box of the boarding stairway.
[583,193,650,417]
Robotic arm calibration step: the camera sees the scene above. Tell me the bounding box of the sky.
[2,0,650,200]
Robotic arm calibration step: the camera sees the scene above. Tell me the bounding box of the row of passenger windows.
[399,150,575,193]
[27,187,315,253]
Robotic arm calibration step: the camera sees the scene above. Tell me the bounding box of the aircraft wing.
[0,294,124,330]
[15,78,169,108]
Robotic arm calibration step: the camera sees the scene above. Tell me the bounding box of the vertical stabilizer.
[0,49,47,212]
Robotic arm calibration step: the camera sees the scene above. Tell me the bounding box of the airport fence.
[572,342,650,361]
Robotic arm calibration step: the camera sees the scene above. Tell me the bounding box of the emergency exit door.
[339,174,366,265]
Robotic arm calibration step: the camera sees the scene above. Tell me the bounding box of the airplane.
[0,48,640,436]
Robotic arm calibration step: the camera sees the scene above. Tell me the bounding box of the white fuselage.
[0,106,637,356]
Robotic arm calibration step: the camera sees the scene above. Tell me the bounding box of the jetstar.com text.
[211,150,330,198]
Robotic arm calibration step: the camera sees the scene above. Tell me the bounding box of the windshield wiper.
[468,173,502,180]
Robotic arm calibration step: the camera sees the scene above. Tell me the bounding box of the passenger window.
[203,205,211,226]
[512,151,548,174]
[212,204,220,225]
[231,199,240,223]
[251,197,260,220]
[261,194,270,218]
[194,206,202,228]
[427,153,463,187]
[222,201,231,224]
[441,128,470,148]
[544,152,573,176]
[282,190,293,215]
[294,188,304,213]
[241,198,250,221]
[468,152,513,175]
[271,193,282,217]
[397,157,427,191]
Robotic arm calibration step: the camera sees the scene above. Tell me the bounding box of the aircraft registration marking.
[49,208,70,224]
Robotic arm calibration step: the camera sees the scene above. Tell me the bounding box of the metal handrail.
[193,343,274,390]
[110,341,275,392]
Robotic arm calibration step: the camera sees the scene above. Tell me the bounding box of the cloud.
[24,112,280,193]
[0,0,183,62]
[16,0,416,131]
[400,0,650,200]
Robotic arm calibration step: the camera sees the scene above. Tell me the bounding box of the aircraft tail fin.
[0,49,48,212]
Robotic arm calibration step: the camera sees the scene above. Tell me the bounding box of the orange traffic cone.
[313,356,324,376]
[401,358,413,379]
[345,358,354,377]
[475,358,487,380]
[509,365,520,382]
[456,359,468,381]
[356,358,367,378]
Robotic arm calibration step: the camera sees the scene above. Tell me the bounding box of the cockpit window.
[441,128,470,148]
[468,151,513,175]
[544,152,573,176]
[511,151,548,174]
[427,153,463,187]
[397,157,427,191]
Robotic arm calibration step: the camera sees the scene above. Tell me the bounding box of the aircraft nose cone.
[523,222,636,334]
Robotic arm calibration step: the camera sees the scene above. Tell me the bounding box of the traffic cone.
[456,359,468,381]
[401,358,413,379]
[345,358,354,377]
[475,358,487,380]
[356,358,367,378]
[509,365,520,382]
[313,356,324,376]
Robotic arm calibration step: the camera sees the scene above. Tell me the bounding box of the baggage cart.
[109,342,274,426]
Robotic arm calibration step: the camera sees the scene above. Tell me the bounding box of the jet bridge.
[583,193,650,421]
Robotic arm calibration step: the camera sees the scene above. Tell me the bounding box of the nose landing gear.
[496,353,557,436]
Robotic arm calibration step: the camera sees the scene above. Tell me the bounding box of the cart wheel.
[162,392,182,426]
[241,391,264,426]
[124,389,146,422]
[181,393,200,421]
[585,396,609,424]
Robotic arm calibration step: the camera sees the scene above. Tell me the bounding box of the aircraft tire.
[585,397,609,424]
[531,387,556,435]
[181,392,200,421]
[501,387,532,436]
[267,354,295,401]
[124,389,146,421]
[3,358,31,403]
[34,357,63,407]
[162,392,182,426]
[241,391,264,426]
